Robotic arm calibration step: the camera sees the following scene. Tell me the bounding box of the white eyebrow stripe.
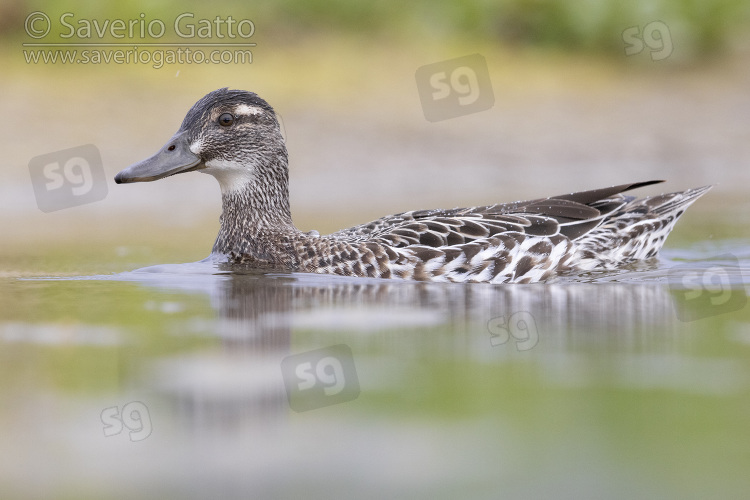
[234,104,264,116]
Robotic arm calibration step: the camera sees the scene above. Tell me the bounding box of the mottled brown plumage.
[115,88,711,283]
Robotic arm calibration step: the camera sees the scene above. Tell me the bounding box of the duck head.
[114,88,286,193]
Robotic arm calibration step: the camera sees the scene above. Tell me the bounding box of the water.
[1,241,750,499]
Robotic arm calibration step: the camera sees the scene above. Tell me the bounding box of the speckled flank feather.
[118,88,712,284]
[282,183,710,284]
[218,178,710,284]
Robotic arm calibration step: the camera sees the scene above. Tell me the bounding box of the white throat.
[201,158,256,194]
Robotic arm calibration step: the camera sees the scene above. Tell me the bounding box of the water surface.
[1,240,749,499]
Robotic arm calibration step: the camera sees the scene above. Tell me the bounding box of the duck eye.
[218,113,234,127]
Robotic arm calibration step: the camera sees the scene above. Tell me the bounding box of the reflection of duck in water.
[115,88,710,283]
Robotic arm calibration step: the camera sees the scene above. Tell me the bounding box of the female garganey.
[115,88,710,283]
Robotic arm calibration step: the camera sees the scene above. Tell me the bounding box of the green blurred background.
[3,0,749,53]
[2,3,750,499]
[2,0,749,273]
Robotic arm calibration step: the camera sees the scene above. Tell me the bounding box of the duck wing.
[331,180,664,248]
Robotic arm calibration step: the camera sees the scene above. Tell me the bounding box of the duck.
[114,88,711,284]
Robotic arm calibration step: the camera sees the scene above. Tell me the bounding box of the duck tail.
[640,185,713,217]
[573,185,712,268]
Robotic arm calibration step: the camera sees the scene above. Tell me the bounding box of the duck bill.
[115,131,202,184]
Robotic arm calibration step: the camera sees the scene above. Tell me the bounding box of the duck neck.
[211,151,300,263]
